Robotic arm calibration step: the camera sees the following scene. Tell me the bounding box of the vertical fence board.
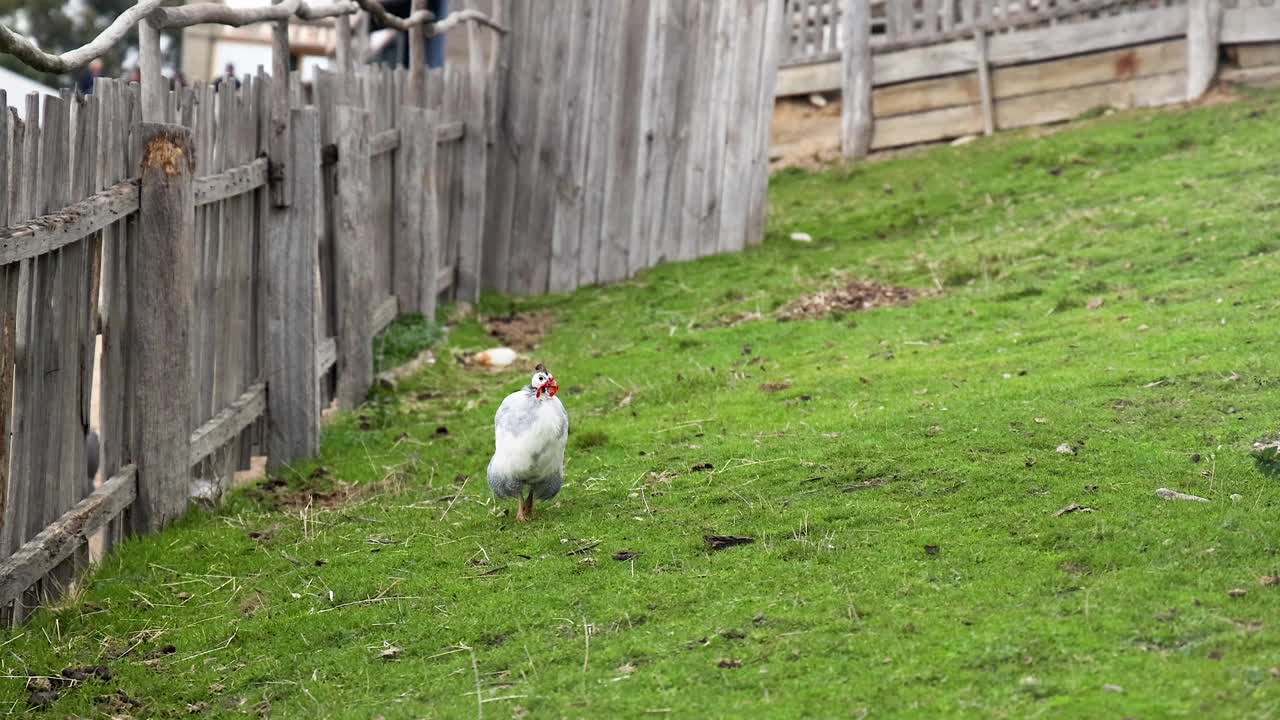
[697,0,734,258]
[579,0,621,287]
[268,108,321,465]
[748,0,784,247]
[335,107,373,409]
[549,0,600,292]
[481,1,519,292]
[455,23,489,304]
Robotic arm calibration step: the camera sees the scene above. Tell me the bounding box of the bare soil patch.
[484,312,553,350]
[777,280,927,321]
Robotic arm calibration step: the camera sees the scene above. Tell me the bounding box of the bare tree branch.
[430,8,509,36]
[0,0,166,74]
[351,0,434,32]
[295,1,361,21]
[150,0,303,29]
[0,0,506,76]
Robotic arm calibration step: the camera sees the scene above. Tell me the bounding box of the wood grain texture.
[267,108,321,466]
[131,123,195,533]
[0,467,135,608]
[334,106,374,409]
[189,382,266,467]
[393,106,428,316]
[271,1,292,207]
[193,158,269,206]
[844,0,875,156]
[455,23,488,303]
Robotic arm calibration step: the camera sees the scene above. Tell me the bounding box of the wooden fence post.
[270,0,292,207]
[131,123,194,533]
[394,105,433,317]
[139,19,165,123]
[407,0,428,106]
[455,22,487,304]
[267,108,321,465]
[841,0,873,159]
[1187,0,1221,101]
[335,106,374,409]
[974,29,994,136]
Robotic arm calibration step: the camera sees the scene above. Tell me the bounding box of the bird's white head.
[531,363,559,399]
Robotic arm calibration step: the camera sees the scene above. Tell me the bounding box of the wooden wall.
[482,0,783,296]
[782,1,1280,155]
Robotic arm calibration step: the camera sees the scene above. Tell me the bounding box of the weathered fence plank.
[131,123,195,533]
[455,22,488,304]
[334,106,374,409]
[842,0,874,158]
[0,467,135,609]
[267,107,321,465]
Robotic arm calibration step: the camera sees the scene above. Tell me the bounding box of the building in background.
[181,0,496,85]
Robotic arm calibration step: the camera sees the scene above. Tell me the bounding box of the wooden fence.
[481,0,783,295]
[0,41,493,624]
[811,0,1280,156]
[0,0,783,625]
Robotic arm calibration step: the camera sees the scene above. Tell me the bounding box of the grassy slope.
[4,92,1280,719]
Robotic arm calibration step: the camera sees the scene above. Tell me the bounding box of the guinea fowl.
[486,363,568,521]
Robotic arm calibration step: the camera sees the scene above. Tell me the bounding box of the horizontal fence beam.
[370,128,401,156]
[0,180,138,265]
[193,158,270,207]
[189,382,267,468]
[0,467,137,607]
[436,121,465,144]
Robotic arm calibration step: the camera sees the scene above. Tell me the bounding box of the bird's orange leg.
[516,489,534,522]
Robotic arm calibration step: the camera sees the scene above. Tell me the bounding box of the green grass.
[6,91,1280,719]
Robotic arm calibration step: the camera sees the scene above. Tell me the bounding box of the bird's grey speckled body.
[486,383,569,503]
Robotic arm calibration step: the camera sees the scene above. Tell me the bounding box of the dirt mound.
[777,280,925,321]
[484,312,552,350]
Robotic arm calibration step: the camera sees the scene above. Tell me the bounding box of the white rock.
[951,135,978,146]
[808,93,828,108]
[1155,487,1210,502]
[790,232,813,243]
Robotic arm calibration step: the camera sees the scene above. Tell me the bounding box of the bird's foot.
[516,494,534,522]
[515,506,530,522]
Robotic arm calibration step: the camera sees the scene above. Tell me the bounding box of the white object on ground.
[790,232,813,243]
[471,347,518,368]
[1155,487,1210,502]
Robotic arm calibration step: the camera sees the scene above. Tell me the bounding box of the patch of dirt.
[248,474,398,512]
[776,280,927,321]
[484,312,553,351]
